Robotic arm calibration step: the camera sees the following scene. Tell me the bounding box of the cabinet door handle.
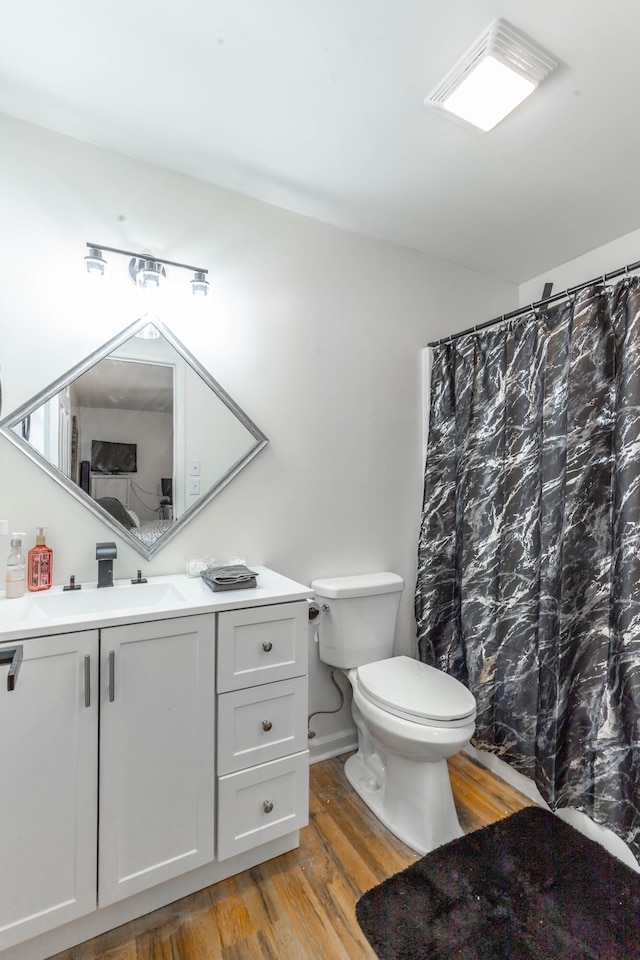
[108,650,115,702]
[262,641,273,652]
[84,654,91,708]
[262,720,273,732]
[0,645,23,691]
[263,800,274,814]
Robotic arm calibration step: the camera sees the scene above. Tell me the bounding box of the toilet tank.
[311,572,404,669]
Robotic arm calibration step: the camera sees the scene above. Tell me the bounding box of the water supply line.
[307,669,345,739]
[306,600,345,739]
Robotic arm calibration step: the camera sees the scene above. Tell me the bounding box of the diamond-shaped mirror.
[0,317,268,559]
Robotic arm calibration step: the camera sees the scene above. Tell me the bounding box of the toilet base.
[344,749,464,855]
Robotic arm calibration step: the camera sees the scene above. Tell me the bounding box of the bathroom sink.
[31,581,188,619]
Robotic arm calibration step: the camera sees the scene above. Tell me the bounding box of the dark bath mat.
[356,806,640,960]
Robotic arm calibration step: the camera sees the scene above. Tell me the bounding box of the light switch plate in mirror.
[0,316,268,559]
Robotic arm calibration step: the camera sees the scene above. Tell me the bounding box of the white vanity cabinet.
[0,568,312,960]
[0,630,99,950]
[98,615,215,906]
[216,601,309,860]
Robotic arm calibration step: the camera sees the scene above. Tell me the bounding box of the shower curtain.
[416,278,640,861]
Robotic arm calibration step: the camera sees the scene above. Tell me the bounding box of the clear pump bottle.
[6,533,26,599]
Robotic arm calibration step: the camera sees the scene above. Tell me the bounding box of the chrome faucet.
[96,542,117,588]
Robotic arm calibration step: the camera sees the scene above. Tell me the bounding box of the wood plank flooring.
[49,753,534,960]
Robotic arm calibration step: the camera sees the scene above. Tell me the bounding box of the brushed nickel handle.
[262,720,273,732]
[108,650,115,702]
[263,801,274,814]
[262,641,273,652]
[84,654,91,708]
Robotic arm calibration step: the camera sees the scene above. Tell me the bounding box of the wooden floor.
[50,753,534,960]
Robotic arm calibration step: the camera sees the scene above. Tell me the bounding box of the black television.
[91,440,137,474]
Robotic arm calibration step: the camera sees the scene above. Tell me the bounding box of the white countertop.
[0,567,313,642]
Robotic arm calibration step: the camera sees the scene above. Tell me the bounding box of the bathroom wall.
[0,112,517,751]
[519,225,640,305]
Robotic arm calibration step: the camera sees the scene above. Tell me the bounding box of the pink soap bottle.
[27,527,53,592]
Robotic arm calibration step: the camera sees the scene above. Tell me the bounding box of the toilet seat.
[356,656,476,728]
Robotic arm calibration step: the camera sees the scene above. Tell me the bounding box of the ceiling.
[74,360,174,413]
[1,0,639,285]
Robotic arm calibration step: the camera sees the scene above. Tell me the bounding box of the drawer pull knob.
[263,801,274,814]
[262,720,273,732]
[262,641,273,652]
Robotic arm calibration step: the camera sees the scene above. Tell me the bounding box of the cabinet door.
[0,630,99,952]
[99,614,215,907]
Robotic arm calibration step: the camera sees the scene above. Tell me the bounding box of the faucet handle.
[96,542,117,560]
[63,574,82,592]
[131,569,147,584]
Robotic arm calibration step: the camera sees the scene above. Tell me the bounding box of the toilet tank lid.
[311,572,404,598]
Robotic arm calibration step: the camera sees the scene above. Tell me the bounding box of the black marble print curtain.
[416,278,640,862]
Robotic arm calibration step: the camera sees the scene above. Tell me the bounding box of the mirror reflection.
[0,319,268,558]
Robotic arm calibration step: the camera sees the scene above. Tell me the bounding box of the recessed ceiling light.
[425,19,556,132]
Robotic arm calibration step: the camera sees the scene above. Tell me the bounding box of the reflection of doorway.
[71,357,174,522]
[58,404,70,478]
[71,415,78,482]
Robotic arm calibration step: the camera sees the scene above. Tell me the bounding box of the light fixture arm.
[85,242,208,277]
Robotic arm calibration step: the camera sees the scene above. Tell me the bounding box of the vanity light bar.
[84,242,209,295]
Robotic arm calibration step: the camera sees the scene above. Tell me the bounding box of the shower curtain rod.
[427,256,640,348]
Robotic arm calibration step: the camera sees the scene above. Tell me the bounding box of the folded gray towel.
[201,564,259,592]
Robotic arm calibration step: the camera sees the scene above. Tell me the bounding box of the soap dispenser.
[28,527,53,592]
[6,533,26,599]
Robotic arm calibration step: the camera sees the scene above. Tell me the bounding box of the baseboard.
[308,729,357,764]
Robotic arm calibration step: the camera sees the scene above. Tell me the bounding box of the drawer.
[217,751,309,860]
[217,601,308,692]
[218,677,308,775]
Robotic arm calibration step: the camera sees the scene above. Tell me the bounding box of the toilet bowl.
[346,656,476,853]
[311,573,476,854]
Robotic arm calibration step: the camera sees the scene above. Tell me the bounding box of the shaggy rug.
[356,806,640,960]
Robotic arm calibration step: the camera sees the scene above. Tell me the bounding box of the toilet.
[311,572,476,854]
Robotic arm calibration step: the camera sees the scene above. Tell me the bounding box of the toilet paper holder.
[308,601,329,622]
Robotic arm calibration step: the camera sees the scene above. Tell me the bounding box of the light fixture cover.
[425,19,556,132]
[191,271,210,296]
[134,259,165,290]
[135,318,162,339]
[84,246,107,276]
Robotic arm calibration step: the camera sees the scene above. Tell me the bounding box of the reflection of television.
[91,440,137,474]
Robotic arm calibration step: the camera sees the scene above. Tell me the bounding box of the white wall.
[77,407,173,520]
[0,112,517,747]
[519,225,640,306]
